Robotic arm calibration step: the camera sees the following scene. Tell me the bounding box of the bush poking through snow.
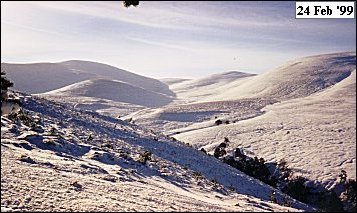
[1,70,13,92]
[213,143,227,159]
[49,127,58,136]
[18,154,36,164]
[101,143,113,149]
[282,176,310,203]
[219,146,355,212]
[223,151,273,186]
[192,172,204,181]
[314,190,344,212]
[138,151,152,164]
[339,170,347,183]
[7,110,39,128]
[282,195,292,207]
[200,148,207,154]
[339,171,356,212]
[277,159,292,181]
[70,181,83,191]
[124,117,132,123]
[270,190,277,203]
[214,119,223,125]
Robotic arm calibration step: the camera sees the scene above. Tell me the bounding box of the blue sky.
[1,1,356,78]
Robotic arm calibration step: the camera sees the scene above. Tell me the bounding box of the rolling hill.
[2,60,175,97]
[41,78,174,108]
[175,69,356,191]
[203,52,356,102]
[128,52,356,193]
[168,71,256,102]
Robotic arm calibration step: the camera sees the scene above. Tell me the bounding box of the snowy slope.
[130,52,355,135]
[169,71,256,102]
[203,52,355,102]
[40,78,174,108]
[175,70,356,191]
[2,61,174,97]
[60,60,175,97]
[2,62,96,94]
[159,78,191,86]
[2,52,355,211]
[126,99,275,134]
[129,52,356,192]
[1,93,313,212]
[171,71,256,91]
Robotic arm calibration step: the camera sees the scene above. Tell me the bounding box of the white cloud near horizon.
[1,1,355,78]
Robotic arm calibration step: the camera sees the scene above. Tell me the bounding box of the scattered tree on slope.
[1,69,14,100]
[1,70,13,90]
[205,138,355,212]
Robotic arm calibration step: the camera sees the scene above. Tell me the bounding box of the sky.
[1,1,356,78]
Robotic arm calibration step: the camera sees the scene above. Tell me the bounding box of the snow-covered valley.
[2,52,356,211]
[1,93,312,212]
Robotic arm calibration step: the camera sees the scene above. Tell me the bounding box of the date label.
[296,2,355,18]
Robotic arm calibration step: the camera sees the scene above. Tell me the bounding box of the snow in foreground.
[1,94,312,212]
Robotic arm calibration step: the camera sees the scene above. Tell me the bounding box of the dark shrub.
[214,146,226,159]
[340,177,356,212]
[234,148,243,158]
[315,190,344,212]
[270,190,277,203]
[1,70,13,91]
[138,151,152,164]
[200,148,207,154]
[282,176,310,203]
[218,142,227,148]
[215,119,223,125]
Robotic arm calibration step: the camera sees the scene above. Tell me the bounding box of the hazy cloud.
[1,1,355,78]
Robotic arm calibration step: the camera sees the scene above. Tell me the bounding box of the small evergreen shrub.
[282,176,310,203]
[215,119,223,125]
[7,110,38,128]
[1,70,13,91]
[138,151,152,164]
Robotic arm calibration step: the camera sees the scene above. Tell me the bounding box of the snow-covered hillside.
[40,78,174,108]
[1,93,312,212]
[168,71,256,103]
[129,52,356,193]
[159,78,191,86]
[2,61,174,97]
[60,60,175,97]
[2,62,96,94]
[175,70,356,191]
[1,52,355,211]
[203,52,356,102]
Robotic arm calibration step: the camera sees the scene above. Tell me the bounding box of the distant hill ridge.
[2,60,175,97]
